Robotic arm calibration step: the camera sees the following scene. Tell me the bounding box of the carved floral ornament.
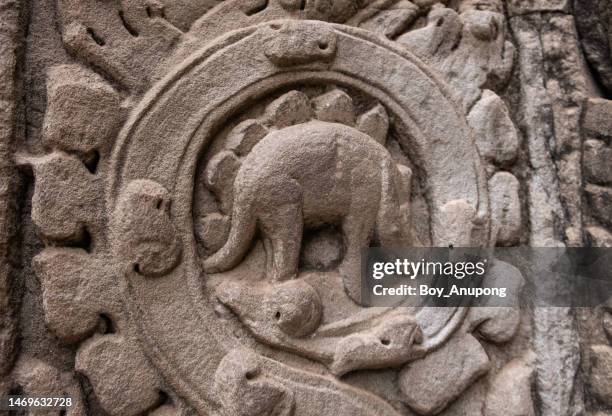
[25,1,530,415]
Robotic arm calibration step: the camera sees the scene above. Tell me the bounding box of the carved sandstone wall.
[0,0,611,415]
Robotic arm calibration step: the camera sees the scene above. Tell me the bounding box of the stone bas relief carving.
[1,0,611,415]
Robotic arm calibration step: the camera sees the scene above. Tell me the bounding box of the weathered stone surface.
[433,199,477,246]
[489,172,521,246]
[398,333,490,415]
[0,0,23,377]
[589,345,612,406]
[484,354,536,416]
[507,0,570,15]
[586,184,612,227]
[574,0,612,94]
[604,311,612,341]
[541,14,589,247]
[5,1,610,415]
[34,248,121,343]
[29,152,102,243]
[114,180,182,277]
[264,90,314,127]
[43,65,125,154]
[204,150,240,212]
[356,103,389,145]
[398,5,515,109]
[357,0,419,38]
[509,13,584,416]
[585,140,612,185]
[510,15,564,247]
[58,0,183,91]
[311,89,355,125]
[196,212,230,253]
[76,335,161,416]
[301,227,343,269]
[225,119,268,156]
[13,357,86,414]
[584,98,612,138]
[263,21,338,67]
[467,259,523,343]
[468,90,519,166]
[586,226,612,247]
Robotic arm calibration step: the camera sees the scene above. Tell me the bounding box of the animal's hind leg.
[262,237,274,279]
[257,176,303,281]
[261,203,303,281]
[376,163,418,247]
[340,201,378,304]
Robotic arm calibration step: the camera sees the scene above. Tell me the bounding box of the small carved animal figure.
[203,120,415,301]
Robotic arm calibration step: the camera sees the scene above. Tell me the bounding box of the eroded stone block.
[43,65,125,154]
[586,184,612,227]
[585,140,612,185]
[584,98,612,138]
[507,0,570,15]
[399,333,490,415]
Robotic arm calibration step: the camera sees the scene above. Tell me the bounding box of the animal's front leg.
[261,202,303,282]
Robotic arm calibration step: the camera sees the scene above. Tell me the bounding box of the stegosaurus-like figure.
[201,89,418,302]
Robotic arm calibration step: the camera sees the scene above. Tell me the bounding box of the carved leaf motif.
[76,335,162,416]
[43,65,126,155]
[398,332,490,415]
[468,90,519,167]
[59,0,183,91]
[12,358,86,416]
[34,248,122,343]
[488,172,521,246]
[484,353,536,416]
[398,6,514,109]
[28,153,103,243]
[357,0,419,39]
[114,180,182,277]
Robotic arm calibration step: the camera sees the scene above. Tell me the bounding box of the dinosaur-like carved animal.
[203,120,415,301]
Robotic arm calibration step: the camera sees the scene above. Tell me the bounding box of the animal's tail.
[203,189,257,273]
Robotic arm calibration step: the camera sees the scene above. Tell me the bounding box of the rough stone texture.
[2,0,611,415]
[584,140,612,185]
[43,65,125,154]
[484,354,536,416]
[510,11,590,416]
[586,226,612,247]
[574,0,612,94]
[399,333,490,415]
[356,103,389,145]
[0,0,24,378]
[507,0,570,16]
[584,98,612,138]
[510,14,565,247]
[468,90,519,168]
[489,172,521,246]
[586,184,612,227]
[589,345,612,406]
